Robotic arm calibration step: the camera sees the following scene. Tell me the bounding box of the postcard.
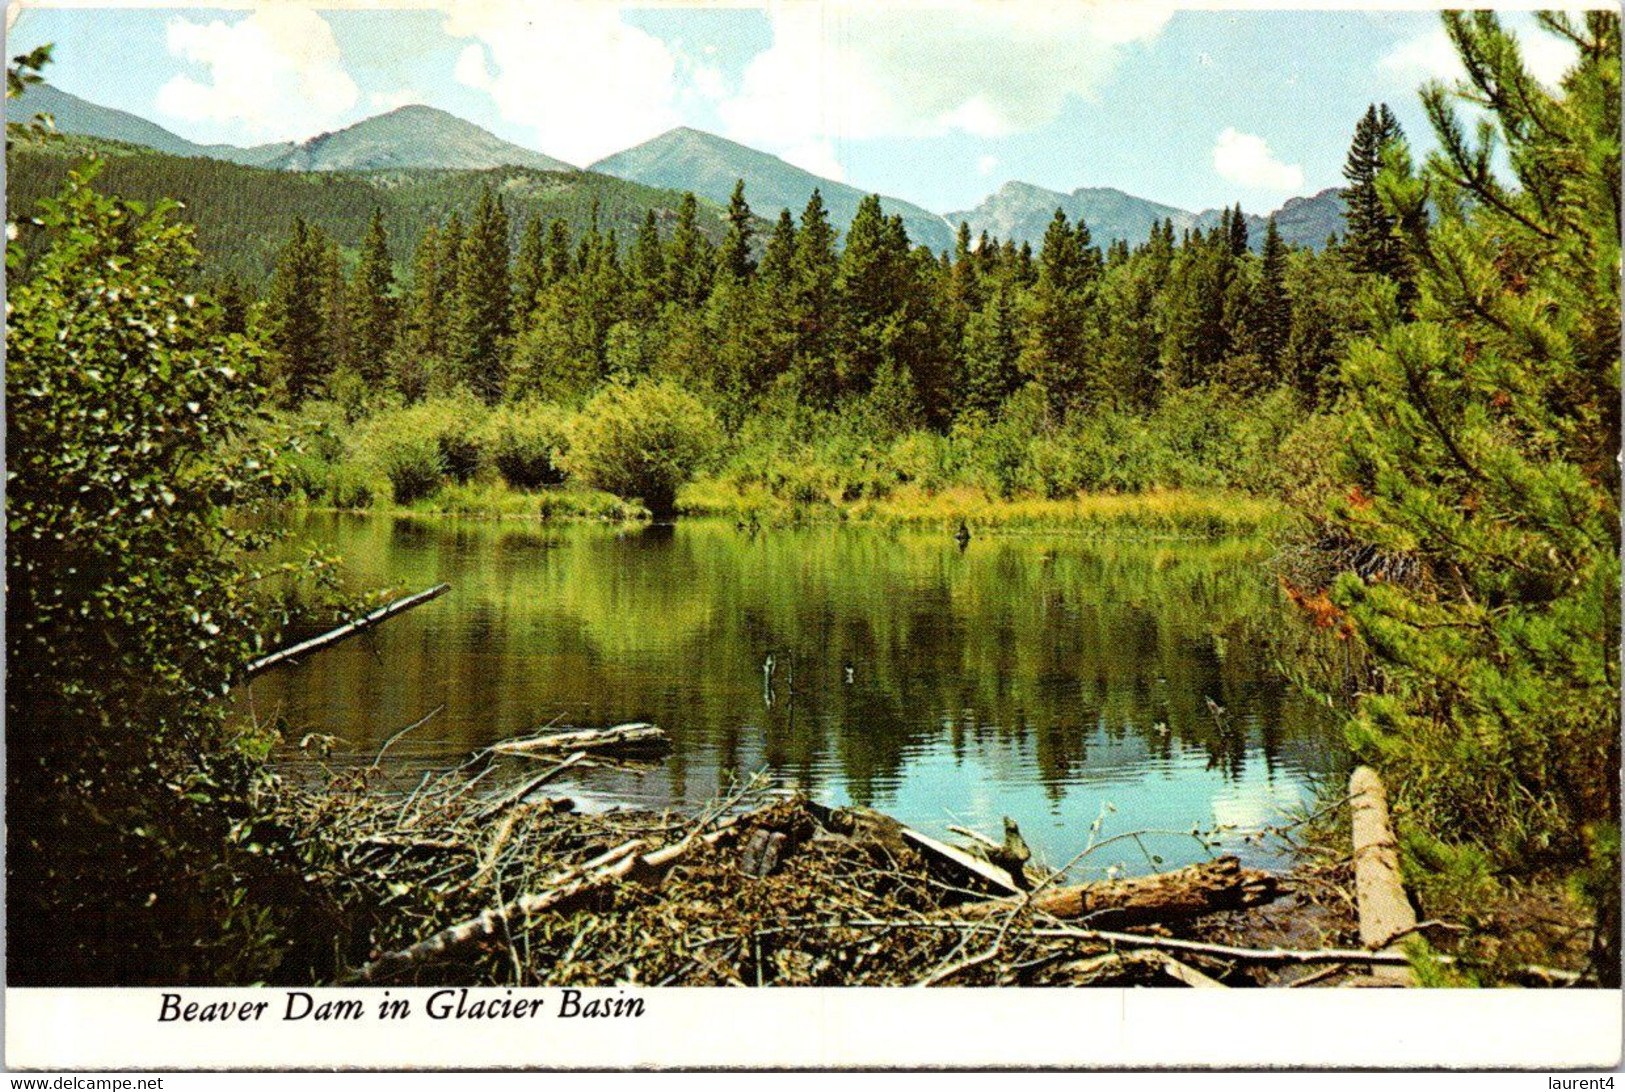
[3,0,1621,1072]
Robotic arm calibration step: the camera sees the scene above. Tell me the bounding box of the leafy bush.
[484,401,570,489]
[5,165,322,984]
[353,395,491,503]
[364,427,444,504]
[561,379,722,517]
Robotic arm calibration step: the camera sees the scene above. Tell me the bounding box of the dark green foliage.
[1326,11,1619,979]
[347,208,395,384]
[717,178,755,281]
[1254,217,1291,374]
[664,192,712,307]
[6,139,751,287]
[453,187,513,403]
[263,217,328,402]
[5,164,326,984]
[1341,103,1410,289]
[511,215,550,329]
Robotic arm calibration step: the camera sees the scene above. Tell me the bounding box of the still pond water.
[247,513,1346,877]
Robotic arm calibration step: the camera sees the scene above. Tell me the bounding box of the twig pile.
[268,749,1374,988]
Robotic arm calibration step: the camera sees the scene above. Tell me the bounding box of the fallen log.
[493,723,670,758]
[1030,925,1413,967]
[954,856,1279,926]
[243,584,451,680]
[1350,765,1417,986]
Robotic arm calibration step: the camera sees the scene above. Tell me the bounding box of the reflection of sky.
[807,732,1315,876]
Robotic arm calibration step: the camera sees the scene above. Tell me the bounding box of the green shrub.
[5,164,325,983]
[484,401,570,489]
[561,379,722,517]
[886,432,952,491]
[368,430,443,504]
[325,463,377,509]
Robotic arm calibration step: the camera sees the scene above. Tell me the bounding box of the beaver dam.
[263,715,1485,989]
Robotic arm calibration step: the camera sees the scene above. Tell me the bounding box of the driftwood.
[339,838,648,984]
[492,723,670,758]
[1157,954,1228,988]
[901,827,1023,896]
[1350,766,1417,986]
[955,855,1279,925]
[243,584,451,680]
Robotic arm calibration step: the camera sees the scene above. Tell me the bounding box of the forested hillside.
[6,135,753,284]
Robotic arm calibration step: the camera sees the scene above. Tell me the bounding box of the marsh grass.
[680,478,1285,538]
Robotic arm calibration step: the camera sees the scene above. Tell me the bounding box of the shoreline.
[289,480,1289,540]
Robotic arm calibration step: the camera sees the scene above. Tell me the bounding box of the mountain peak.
[274,106,574,173]
[589,129,954,253]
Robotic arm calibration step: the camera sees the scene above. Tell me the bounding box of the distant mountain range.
[590,127,956,255]
[9,82,293,166]
[8,82,1346,254]
[948,180,1346,254]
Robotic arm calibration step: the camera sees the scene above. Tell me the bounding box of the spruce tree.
[397,220,443,399]
[664,193,711,307]
[347,208,395,385]
[717,179,755,281]
[265,217,326,403]
[1342,103,1407,281]
[630,208,666,323]
[545,219,573,285]
[454,188,512,403]
[1021,209,1094,414]
[512,215,550,329]
[1227,202,1250,257]
[1327,11,1619,982]
[758,209,797,289]
[961,285,1022,416]
[315,229,350,389]
[1254,216,1291,376]
[791,189,840,403]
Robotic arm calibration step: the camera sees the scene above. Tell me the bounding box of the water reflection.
[247,513,1345,874]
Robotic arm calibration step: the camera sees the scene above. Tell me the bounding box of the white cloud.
[977,154,999,177]
[156,7,357,142]
[442,0,681,166]
[1379,21,1576,90]
[454,43,493,91]
[1212,128,1303,191]
[370,89,422,112]
[781,139,846,182]
[1377,28,1461,84]
[718,1,1171,160]
[1521,30,1577,88]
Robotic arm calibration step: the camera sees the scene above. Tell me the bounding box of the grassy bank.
[679,479,1285,538]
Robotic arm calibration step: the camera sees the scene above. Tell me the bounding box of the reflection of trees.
[249,514,1342,809]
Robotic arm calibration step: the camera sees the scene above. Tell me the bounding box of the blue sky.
[6,4,1575,216]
